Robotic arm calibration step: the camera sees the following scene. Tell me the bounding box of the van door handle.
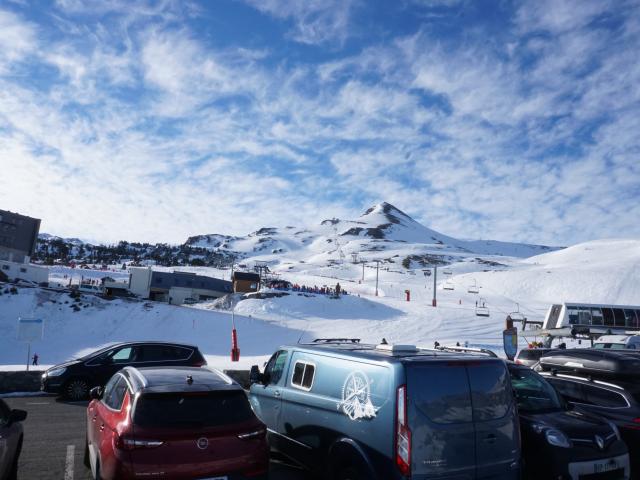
[483,434,496,443]
[273,390,281,397]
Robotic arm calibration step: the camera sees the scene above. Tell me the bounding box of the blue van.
[249,339,521,480]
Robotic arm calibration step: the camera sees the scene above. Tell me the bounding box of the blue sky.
[1,0,639,246]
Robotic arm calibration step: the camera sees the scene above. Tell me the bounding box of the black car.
[540,371,640,478]
[0,399,27,480]
[41,341,207,400]
[514,348,555,367]
[508,363,630,479]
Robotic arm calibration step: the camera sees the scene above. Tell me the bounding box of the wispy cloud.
[240,0,358,46]
[0,1,638,246]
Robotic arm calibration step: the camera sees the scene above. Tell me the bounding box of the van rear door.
[467,361,519,480]
[407,360,519,480]
[407,363,476,479]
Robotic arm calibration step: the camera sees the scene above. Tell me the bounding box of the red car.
[85,366,269,479]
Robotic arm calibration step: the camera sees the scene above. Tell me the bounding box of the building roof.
[233,271,260,281]
[150,271,232,293]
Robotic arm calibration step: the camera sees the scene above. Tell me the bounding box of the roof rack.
[312,338,361,344]
[434,345,498,358]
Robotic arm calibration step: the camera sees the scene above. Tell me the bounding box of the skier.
[335,282,341,296]
[32,353,39,366]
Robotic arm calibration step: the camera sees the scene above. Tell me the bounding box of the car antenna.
[297,319,311,344]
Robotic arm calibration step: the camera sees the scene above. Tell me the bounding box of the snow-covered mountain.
[185,202,559,268]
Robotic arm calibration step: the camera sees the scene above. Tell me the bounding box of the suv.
[507,363,629,479]
[0,400,27,480]
[593,335,640,350]
[85,366,269,480]
[42,341,207,400]
[538,350,640,478]
[249,339,520,480]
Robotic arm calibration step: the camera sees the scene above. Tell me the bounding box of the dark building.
[232,271,261,293]
[0,210,41,263]
[147,270,233,304]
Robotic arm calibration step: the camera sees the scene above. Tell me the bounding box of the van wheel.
[335,465,365,480]
[64,379,90,400]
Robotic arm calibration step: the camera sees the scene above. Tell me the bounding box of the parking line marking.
[65,445,75,480]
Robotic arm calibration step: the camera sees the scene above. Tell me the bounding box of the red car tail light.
[238,427,267,440]
[396,384,411,476]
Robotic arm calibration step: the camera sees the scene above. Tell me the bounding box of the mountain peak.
[361,202,413,225]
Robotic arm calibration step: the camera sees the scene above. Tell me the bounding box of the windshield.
[593,343,626,350]
[133,391,254,428]
[510,367,565,413]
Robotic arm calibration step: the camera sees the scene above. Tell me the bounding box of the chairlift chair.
[443,269,452,275]
[467,278,479,294]
[443,280,455,291]
[475,297,490,317]
[508,303,526,323]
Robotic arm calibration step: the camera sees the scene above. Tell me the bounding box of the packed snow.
[2,236,639,372]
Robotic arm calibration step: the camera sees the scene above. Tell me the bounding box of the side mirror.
[8,409,27,425]
[249,365,263,385]
[89,386,104,400]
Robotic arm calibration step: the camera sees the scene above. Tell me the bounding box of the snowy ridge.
[2,237,639,372]
[183,202,559,268]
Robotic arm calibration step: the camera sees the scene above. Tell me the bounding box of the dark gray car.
[0,399,27,480]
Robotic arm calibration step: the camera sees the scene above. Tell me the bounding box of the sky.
[1,0,639,246]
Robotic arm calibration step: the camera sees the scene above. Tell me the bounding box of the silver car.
[0,399,27,480]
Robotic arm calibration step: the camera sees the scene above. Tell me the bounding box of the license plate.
[594,461,618,473]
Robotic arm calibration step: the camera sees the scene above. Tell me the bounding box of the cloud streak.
[0,0,638,247]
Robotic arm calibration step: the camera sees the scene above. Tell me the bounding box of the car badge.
[196,437,209,450]
[595,435,605,450]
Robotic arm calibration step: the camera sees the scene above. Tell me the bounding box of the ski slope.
[1,238,639,372]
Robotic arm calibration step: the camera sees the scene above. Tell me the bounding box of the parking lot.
[4,396,306,480]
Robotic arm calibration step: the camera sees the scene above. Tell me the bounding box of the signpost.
[17,317,44,371]
[502,327,518,360]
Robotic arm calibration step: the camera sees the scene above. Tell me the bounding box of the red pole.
[231,328,240,362]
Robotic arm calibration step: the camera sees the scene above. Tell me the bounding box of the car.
[85,366,269,480]
[249,339,521,480]
[593,335,640,350]
[0,399,27,480]
[77,284,103,294]
[42,341,207,400]
[507,362,630,479]
[514,348,555,367]
[538,350,640,478]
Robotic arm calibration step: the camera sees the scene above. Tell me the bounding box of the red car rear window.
[134,391,254,428]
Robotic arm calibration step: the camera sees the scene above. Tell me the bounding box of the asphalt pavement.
[3,395,307,480]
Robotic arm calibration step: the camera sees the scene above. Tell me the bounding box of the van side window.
[467,362,511,421]
[291,361,315,391]
[264,350,288,385]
